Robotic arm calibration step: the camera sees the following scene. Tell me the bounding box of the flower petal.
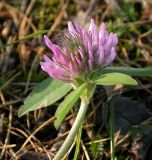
[68,21,77,35]
[99,23,106,39]
[112,33,118,46]
[41,19,118,82]
[89,19,99,45]
[89,19,95,33]
[105,33,114,51]
[103,47,116,66]
[44,35,53,50]
[98,45,104,64]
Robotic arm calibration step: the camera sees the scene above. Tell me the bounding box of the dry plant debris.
[0,0,152,159]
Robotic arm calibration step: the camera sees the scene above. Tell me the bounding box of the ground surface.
[0,0,152,159]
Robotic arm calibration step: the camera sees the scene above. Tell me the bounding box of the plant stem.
[53,100,89,160]
[109,101,115,160]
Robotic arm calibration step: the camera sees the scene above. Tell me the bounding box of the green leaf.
[54,83,88,129]
[128,124,152,136]
[103,66,152,77]
[0,30,49,49]
[94,73,138,86]
[18,78,72,117]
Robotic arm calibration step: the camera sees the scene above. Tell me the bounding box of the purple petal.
[98,45,104,64]
[40,54,67,79]
[40,61,55,76]
[44,36,69,66]
[44,35,63,55]
[82,27,91,48]
[53,48,69,66]
[89,19,99,45]
[93,29,99,45]
[103,47,116,66]
[99,23,109,45]
[50,44,63,58]
[51,68,67,79]
[43,55,53,63]
[99,23,106,44]
[99,23,106,39]
[44,35,54,50]
[112,33,118,46]
[41,60,68,80]
[75,24,82,34]
[69,63,77,76]
[78,47,85,60]
[105,33,114,51]
[68,21,77,35]
[89,19,95,33]
[40,55,54,68]
[70,54,80,72]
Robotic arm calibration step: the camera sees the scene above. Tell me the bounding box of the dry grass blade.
[0,2,19,27]
[81,140,91,160]
[11,127,38,152]
[0,105,12,159]
[11,126,54,160]
[0,72,21,90]
[62,138,76,160]
[47,1,68,37]
[0,0,152,159]
[139,28,152,38]
[25,54,39,92]
[18,0,37,68]
[16,116,55,154]
[0,144,16,149]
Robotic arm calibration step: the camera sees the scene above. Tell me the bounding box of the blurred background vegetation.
[0,0,152,159]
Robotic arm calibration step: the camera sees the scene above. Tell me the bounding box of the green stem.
[109,101,115,160]
[53,100,89,160]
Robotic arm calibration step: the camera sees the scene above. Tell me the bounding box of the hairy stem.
[53,99,89,160]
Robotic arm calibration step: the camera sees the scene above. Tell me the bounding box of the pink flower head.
[40,19,118,83]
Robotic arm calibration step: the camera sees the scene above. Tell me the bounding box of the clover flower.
[40,19,118,83]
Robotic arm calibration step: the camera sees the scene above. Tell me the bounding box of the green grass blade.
[109,100,115,160]
[74,124,82,160]
[103,66,152,77]
[0,30,49,49]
